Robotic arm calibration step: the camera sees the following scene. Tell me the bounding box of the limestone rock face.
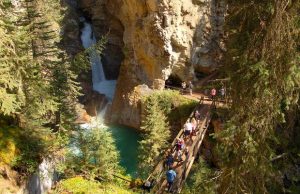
[79,0,225,128]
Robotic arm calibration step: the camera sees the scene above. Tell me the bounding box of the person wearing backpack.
[166,167,177,192]
[181,81,186,94]
[164,153,174,169]
[211,88,217,106]
[220,85,225,101]
[188,81,193,95]
[194,110,201,124]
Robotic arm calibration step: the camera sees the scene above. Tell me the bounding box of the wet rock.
[80,81,107,117]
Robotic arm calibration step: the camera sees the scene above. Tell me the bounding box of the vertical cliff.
[78,0,225,128]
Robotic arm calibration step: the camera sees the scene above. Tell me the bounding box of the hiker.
[142,180,152,193]
[211,88,217,105]
[191,118,197,136]
[164,153,174,169]
[184,146,190,159]
[181,81,186,94]
[166,167,177,192]
[204,88,209,96]
[177,149,184,162]
[194,110,201,124]
[183,120,193,140]
[142,179,155,193]
[188,81,193,95]
[220,85,225,101]
[175,138,184,151]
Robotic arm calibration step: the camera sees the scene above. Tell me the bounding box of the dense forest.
[0,0,300,194]
[184,1,300,194]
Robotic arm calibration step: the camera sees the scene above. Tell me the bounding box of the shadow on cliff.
[190,0,225,77]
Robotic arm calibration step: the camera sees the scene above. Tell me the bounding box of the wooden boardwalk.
[146,98,212,193]
[143,77,228,193]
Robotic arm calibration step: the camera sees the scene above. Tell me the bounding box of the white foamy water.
[79,103,108,129]
[80,21,116,101]
[27,158,59,194]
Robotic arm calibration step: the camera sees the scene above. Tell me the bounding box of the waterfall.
[27,158,59,194]
[80,20,117,102]
[26,18,116,194]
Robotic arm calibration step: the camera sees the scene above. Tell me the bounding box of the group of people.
[142,82,227,193]
[160,109,202,192]
[181,80,227,103]
[208,85,226,103]
[142,110,202,193]
[162,142,184,192]
[181,81,193,95]
[183,109,201,138]
[164,159,179,192]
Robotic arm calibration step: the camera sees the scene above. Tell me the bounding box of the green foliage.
[138,99,170,178]
[142,90,197,129]
[182,158,218,194]
[65,127,122,180]
[54,177,101,194]
[53,177,134,194]
[0,0,83,125]
[0,124,47,175]
[212,0,300,193]
[72,35,107,76]
[0,0,85,178]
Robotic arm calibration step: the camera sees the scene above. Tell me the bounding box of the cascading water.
[80,20,116,102]
[26,6,136,194]
[27,158,58,194]
[79,18,140,177]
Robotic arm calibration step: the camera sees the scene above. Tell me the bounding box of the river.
[108,125,141,177]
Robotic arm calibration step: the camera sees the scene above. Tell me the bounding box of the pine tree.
[0,0,83,175]
[20,0,81,128]
[138,100,170,177]
[68,127,122,180]
[214,0,300,193]
[182,158,218,194]
[0,0,82,129]
[0,1,29,116]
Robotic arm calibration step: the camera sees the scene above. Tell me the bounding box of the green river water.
[107,125,141,177]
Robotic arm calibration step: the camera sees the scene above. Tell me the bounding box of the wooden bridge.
[145,97,213,193]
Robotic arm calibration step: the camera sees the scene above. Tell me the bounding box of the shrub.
[0,125,46,175]
[182,157,218,194]
[142,90,197,132]
[53,177,134,194]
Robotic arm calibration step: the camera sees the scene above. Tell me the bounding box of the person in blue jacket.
[166,167,177,192]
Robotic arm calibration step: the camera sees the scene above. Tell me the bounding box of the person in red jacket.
[211,88,217,106]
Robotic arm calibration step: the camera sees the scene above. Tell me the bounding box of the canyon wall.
[78,0,225,128]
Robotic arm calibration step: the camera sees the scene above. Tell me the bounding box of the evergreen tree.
[138,100,170,177]
[182,158,218,194]
[67,127,122,180]
[0,0,83,175]
[214,0,300,193]
[21,0,81,128]
[0,0,82,128]
[0,1,31,116]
